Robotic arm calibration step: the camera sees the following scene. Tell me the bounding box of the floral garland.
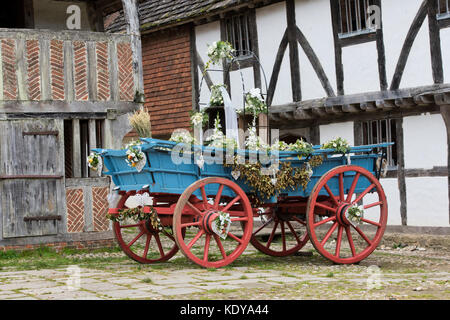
[346,205,364,224]
[321,137,351,154]
[125,141,145,169]
[237,88,268,117]
[225,155,323,204]
[87,152,102,171]
[209,84,227,107]
[106,206,162,230]
[169,130,196,145]
[212,211,231,239]
[205,41,235,71]
[205,114,238,149]
[189,111,209,128]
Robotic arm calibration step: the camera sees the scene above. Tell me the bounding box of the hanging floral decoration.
[205,114,238,150]
[87,152,102,174]
[321,137,351,154]
[204,41,235,71]
[225,155,323,204]
[125,141,146,172]
[189,110,209,128]
[346,205,364,224]
[212,211,232,239]
[237,88,268,117]
[107,206,162,230]
[169,130,196,145]
[209,84,227,107]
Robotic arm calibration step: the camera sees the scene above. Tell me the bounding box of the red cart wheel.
[306,165,388,264]
[173,177,253,268]
[113,191,181,264]
[249,207,309,256]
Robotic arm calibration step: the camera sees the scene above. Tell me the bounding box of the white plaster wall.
[229,68,254,109]
[403,113,447,169]
[441,27,450,83]
[406,177,449,226]
[363,178,402,226]
[382,0,433,89]
[195,22,223,110]
[256,2,292,105]
[295,0,336,100]
[319,122,354,146]
[342,42,380,95]
[33,0,92,31]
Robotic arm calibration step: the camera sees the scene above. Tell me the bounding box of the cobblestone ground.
[0,232,448,300]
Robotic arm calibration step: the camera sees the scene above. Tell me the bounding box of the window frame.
[437,0,450,28]
[220,8,258,71]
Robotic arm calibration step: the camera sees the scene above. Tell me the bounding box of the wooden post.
[121,0,144,97]
[72,119,81,178]
[258,114,269,145]
[440,105,450,224]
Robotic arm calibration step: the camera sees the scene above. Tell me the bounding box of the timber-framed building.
[107,0,450,231]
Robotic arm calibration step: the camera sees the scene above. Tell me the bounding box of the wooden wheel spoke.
[213,234,227,259]
[200,186,208,206]
[286,221,302,244]
[315,202,337,212]
[339,173,344,201]
[291,216,306,226]
[324,184,339,206]
[313,216,336,227]
[363,201,383,210]
[228,232,243,244]
[352,184,376,205]
[222,195,241,212]
[187,230,205,249]
[154,234,165,257]
[360,218,382,227]
[346,173,360,202]
[127,230,145,248]
[143,234,152,258]
[186,201,204,216]
[214,184,224,209]
[203,234,211,262]
[320,222,338,246]
[181,221,202,228]
[266,221,279,248]
[345,226,356,257]
[280,221,286,251]
[335,226,343,257]
[230,217,248,222]
[352,225,373,246]
[253,217,274,236]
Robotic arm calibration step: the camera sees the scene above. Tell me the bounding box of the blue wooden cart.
[94,138,390,268]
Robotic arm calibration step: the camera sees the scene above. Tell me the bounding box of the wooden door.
[0,119,65,238]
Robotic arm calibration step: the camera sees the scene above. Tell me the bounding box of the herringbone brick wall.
[66,188,85,233]
[142,25,193,138]
[0,35,136,102]
[92,187,110,232]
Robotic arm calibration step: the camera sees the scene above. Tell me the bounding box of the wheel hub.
[201,210,220,234]
[336,203,351,226]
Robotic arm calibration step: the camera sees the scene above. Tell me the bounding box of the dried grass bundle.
[128,107,152,138]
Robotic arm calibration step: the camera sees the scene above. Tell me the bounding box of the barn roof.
[105,0,263,34]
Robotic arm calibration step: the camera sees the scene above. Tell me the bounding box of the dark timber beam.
[427,0,444,84]
[286,0,301,101]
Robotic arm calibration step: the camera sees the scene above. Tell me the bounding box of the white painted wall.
[195,22,223,110]
[256,2,291,105]
[441,28,450,83]
[295,0,336,100]
[319,122,354,146]
[382,0,434,89]
[403,113,447,169]
[229,68,254,109]
[406,177,449,226]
